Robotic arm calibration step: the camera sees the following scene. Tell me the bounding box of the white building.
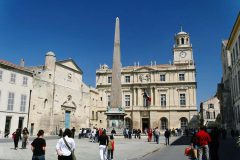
[200,96,221,126]
[0,59,33,138]
[28,52,91,135]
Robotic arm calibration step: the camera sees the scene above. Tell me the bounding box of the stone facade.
[218,13,240,131]
[200,96,220,126]
[93,29,198,132]
[0,60,33,138]
[28,52,91,135]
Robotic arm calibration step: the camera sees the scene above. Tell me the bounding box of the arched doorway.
[125,117,132,129]
[180,117,188,130]
[160,117,168,130]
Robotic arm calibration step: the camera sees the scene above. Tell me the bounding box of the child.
[107,135,115,160]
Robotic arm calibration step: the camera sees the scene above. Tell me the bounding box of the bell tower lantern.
[173,27,194,64]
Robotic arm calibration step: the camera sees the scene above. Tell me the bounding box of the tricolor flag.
[143,89,151,106]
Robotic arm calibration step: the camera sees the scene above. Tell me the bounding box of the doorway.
[18,117,24,130]
[65,111,71,129]
[4,117,12,137]
[142,118,150,132]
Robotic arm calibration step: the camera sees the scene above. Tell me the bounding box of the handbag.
[63,137,76,160]
[184,147,191,156]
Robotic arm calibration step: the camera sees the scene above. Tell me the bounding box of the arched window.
[44,99,48,108]
[160,117,168,130]
[180,117,188,129]
[181,38,184,45]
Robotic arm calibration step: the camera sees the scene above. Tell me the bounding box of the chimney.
[20,59,25,67]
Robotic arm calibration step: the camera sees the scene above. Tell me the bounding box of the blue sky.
[0,0,239,108]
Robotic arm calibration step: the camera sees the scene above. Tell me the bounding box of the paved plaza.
[0,136,179,160]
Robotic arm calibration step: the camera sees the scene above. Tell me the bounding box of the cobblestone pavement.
[0,136,179,160]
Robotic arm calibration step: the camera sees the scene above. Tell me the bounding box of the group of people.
[30,128,115,160]
[12,127,29,150]
[146,127,171,145]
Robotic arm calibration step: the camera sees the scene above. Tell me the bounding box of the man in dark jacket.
[164,129,171,145]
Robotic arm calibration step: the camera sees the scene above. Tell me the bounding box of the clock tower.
[173,28,194,64]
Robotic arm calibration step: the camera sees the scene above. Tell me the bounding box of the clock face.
[180,51,186,58]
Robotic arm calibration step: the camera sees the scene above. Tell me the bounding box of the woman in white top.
[56,128,76,160]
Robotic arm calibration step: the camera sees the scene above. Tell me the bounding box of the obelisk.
[106,17,126,131]
[110,17,122,108]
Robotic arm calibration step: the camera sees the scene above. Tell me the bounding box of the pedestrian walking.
[196,126,211,160]
[164,129,170,145]
[12,128,21,150]
[56,128,76,160]
[155,127,160,144]
[98,130,109,160]
[111,128,116,136]
[71,127,76,139]
[107,135,115,160]
[147,128,153,142]
[31,130,46,160]
[153,129,156,142]
[22,127,29,149]
[137,129,141,139]
[190,131,198,160]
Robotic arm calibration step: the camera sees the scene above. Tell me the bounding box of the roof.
[177,31,187,35]
[0,59,33,75]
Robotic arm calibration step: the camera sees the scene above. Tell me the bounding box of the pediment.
[57,59,83,74]
[134,66,156,73]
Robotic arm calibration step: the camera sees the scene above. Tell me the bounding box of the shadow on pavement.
[171,136,192,146]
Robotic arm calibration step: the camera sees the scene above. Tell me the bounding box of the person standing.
[155,127,160,144]
[147,128,153,142]
[31,130,46,160]
[196,126,211,160]
[190,131,198,160]
[59,128,63,138]
[137,129,141,139]
[22,127,29,149]
[164,129,170,145]
[98,130,109,160]
[111,128,116,139]
[12,128,21,150]
[107,135,115,160]
[71,127,76,139]
[56,128,76,160]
